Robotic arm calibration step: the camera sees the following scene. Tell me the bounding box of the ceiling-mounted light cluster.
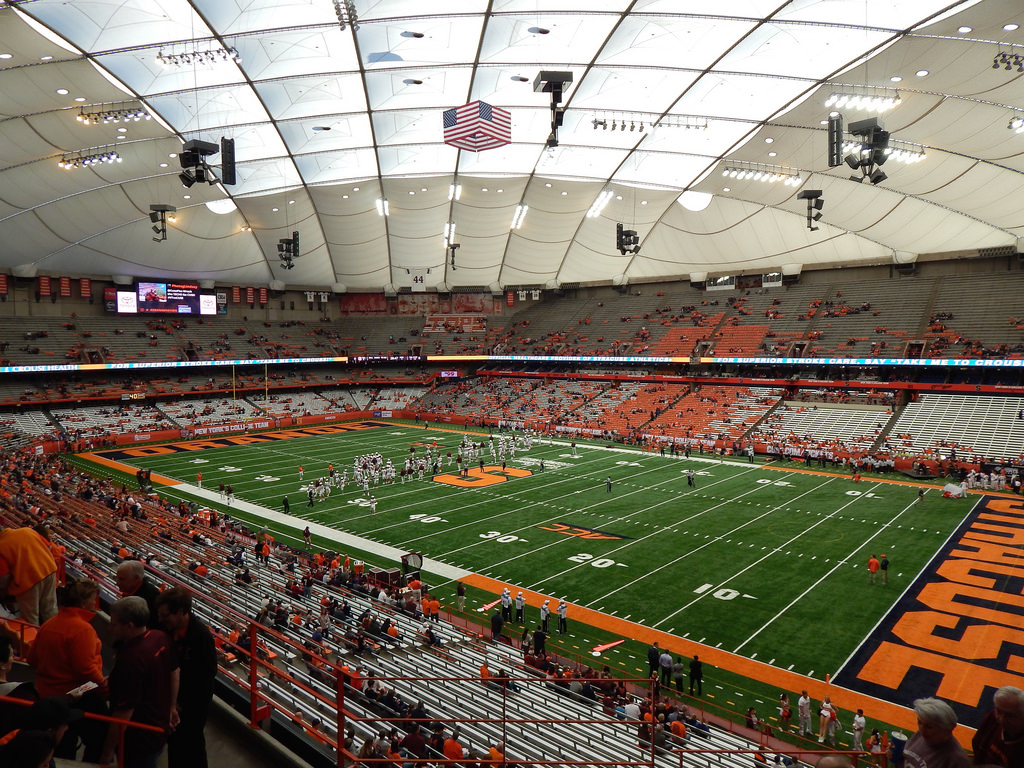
[825,89,901,112]
[333,0,359,30]
[1009,114,1024,134]
[655,116,709,131]
[592,113,708,132]
[376,198,389,217]
[884,141,926,163]
[76,102,150,125]
[448,183,462,201]
[156,46,240,67]
[593,118,644,132]
[993,51,1024,72]
[443,221,456,248]
[843,138,925,164]
[721,161,802,186]
[58,146,122,169]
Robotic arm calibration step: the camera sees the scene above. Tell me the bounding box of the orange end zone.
[77,452,181,486]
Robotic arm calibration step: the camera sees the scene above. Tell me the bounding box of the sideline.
[763,460,1020,498]
[76,450,471,582]
[461,573,926,737]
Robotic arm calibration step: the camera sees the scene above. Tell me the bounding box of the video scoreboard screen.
[350,354,426,364]
[115,281,216,315]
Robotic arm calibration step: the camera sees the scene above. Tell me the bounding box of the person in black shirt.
[689,656,703,695]
[156,588,218,768]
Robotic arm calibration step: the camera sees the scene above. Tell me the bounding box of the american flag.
[443,100,511,152]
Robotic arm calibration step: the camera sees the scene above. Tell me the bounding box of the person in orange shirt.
[0,524,58,626]
[34,525,66,587]
[443,727,465,762]
[27,578,107,761]
[867,554,880,584]
[488,740,506,766]
[421,594,438,622]
[669,717,686,743]
[408,577,422,602]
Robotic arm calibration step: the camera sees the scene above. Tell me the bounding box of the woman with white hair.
[903,697,969,768]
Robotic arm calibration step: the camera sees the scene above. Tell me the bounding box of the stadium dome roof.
[0,0,1021,291]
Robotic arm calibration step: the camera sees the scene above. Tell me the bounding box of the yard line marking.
[731,484,918,656]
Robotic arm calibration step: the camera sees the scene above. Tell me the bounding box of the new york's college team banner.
[835,494,1024,729]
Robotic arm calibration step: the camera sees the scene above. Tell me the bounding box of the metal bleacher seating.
[885,392,1024,460]
[24,465,791,768]
[750,403,891,450]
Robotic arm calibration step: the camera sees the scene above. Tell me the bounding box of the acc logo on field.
[539,522,631,541]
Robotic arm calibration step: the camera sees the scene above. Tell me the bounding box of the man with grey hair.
[115,560,161,627]
[972,685,1024,767]
[100,596,179,768]
[903,697,969,768]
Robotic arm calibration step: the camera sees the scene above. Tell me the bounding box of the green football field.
[92,420,972,689]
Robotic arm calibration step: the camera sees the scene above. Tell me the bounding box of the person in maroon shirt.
[100,597,179,768]
[973,686,1024,767]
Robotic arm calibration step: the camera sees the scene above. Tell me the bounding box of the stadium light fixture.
[721,161,802,186]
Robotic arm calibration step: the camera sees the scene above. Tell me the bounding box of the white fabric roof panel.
[255,75,370,123]
[0,0,1019,290]
[237,31,360,83]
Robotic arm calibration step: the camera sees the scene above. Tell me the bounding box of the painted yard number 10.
[693,583,741,601]
[568,553,621,568]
